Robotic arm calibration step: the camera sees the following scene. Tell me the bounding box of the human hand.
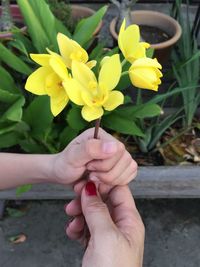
[50,128,137,187]
[65,182,144,267]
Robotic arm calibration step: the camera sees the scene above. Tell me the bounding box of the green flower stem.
[121,70,129,77]
[121,58,127,67]
[136,89,142,105]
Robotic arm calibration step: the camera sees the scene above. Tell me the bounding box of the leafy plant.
[0,0,108,153]
[172,1,200,127]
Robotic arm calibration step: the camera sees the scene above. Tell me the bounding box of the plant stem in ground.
[0,0,14,32]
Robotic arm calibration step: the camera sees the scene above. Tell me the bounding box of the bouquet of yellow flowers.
[25,19,162,136]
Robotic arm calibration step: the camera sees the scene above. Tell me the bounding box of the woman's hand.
[65,182,145,267]
[51,128,137,187]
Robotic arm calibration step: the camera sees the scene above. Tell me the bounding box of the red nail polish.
[85,181,97,196]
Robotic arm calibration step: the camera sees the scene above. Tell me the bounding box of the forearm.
[0,153,56,190]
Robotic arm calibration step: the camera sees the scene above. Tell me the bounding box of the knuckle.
[131,159,138,173]
[85,139,96,158]
[124,152,132,162]
[86,201,107,214]
[118,142,125,153]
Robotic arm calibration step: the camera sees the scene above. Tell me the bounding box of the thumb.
[81,181,114,235]
[69,139,117,167]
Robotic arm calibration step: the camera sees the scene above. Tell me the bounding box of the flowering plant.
[25,19,162,139]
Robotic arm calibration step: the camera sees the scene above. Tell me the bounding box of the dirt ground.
[0,199,200,267]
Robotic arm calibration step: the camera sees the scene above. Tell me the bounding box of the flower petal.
[81,105,103,122]
[99,54,121,90]
[132,57,162,69]
[119,24,140,61]
[45,72,62,97]
[57,33,88,68]
[118,19,126,54]
[25,66,52,95]
[30,54,51,66]
[49,56,68,81]
[63,78,85,105]
[50,91,69,116]
[72,61,97,88]
[86,60,97,69]
[81,90,93,107]
[103,91,124,111]
[129,69,158,91]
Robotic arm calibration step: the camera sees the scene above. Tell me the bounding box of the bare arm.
[0,153,55,190]
[0,128,137,191]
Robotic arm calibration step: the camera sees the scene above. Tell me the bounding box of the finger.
[68,139,118,168]
[81,181,115,235]
[74,180,87,196]
[66,215,85,240]
[112,160,138,185]
[109,186,145,243]
[86,143,125,172]
[65,198,82,216]
[90,152,136,185]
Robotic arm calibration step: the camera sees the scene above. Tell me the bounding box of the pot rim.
[110,10,182,50]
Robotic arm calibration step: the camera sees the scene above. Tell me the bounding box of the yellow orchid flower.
[57,33,96,69]
[129,57,163,91]
[118,19,150,64]
[25,52,69,116]
[63,54,124,122]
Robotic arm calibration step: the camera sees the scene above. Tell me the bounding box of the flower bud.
[129,57,162,91]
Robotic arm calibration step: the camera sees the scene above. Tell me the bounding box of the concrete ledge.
[0,166,200,199]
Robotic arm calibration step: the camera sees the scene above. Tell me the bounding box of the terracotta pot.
[71,5,102,36]
[0,4,26,40]
[110,10,182,63]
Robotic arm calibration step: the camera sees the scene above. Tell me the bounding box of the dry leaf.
[9,234,27,244]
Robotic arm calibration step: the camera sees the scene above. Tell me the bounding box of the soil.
[140,25,171,44]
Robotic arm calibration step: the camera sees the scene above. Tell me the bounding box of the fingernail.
[85,181,97,196]
[102,141,117,153]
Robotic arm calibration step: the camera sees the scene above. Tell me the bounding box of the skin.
[65,183,145,267]
[0,128,137,191]
[0,127,144,266]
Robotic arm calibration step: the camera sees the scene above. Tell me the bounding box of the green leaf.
[55,17,71,38]
[28,0,58,51]
[0,88,20,103]
[16,184,32,197]
[102,113,144,137]
[2,97,25,122]
[0,66,19,93]
[9,39,29,57]
[17,0,51,53]
[67,107,88,131]
[130,104,162,118]
[0,132,20,148]
[0,43,32,75]
[115,103,162,119]
[23,96,53,139]
[59,126,79,150]
[73,6,107,47]
[148,112,182,150]
[19,138,47,153]
[13,32,36,53]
